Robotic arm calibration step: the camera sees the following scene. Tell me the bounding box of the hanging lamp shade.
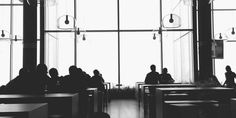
[57,15,77,29]
[214,33,227,40]
[0,30,12,40]
[225,27,236,39]
[162,13,181,28]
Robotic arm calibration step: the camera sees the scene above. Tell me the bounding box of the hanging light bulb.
[153,33,156,40]
[64,15,70,25]
[214,33,227,40]
[219,33,223,39]
[231,27,235,35]
[14,35,17,41]
[1,30,5,37]
[225,27,236,39]
[169,14,174,23]
[82,34,86,41]
[77,28,80,35]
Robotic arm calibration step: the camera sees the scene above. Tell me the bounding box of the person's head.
[150,65,156,72]
[19,68,28,76]
[69,65,77,75]
[93,69,100,76]
[91,112,110,118]
[162,68,168,74]
[36,64,48,75]
[226,65,231,72]
[49,68,58,78]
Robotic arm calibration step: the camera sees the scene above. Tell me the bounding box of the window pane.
[214,0,236,9]
[46,32,74,76]
[163,31,194,83]
[121,32,161,87]
[0,0,10,4]
[213,11,236,36]
[120,0,160,29]
[45,33,59,70]
[0,6,10,31]
[215,42,236,84]
[13,0,23,4]
[0,41,10,85]
[46,4,57,30]
[13,6,23,38]
[12,41,23,79]
[77,33,118,86]
[77,0,117,30]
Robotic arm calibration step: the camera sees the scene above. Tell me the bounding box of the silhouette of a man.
[145,64,160,84]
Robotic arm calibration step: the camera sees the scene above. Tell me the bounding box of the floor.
[106,99,144,118]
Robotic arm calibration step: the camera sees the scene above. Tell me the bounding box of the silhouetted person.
[145,65,160,84]
[33,64,51,93]
[4,68,30,93]
[63,66,88,118]
[48,68,62,92]
[90,69,105,92]
[159,68,174,84]
[63,66,87,92]
[223,65,236,88]
[145,64,160,97]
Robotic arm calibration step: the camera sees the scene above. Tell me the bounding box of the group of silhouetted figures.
[0,64,105,94]
[144,64,236,88]
[145,65,175,84]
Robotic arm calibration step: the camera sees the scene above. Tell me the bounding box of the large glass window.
[163,31,194,83]
[45,0,194,87]
[120,32,161,86]
[77,0,117,30]
[120,0,160,29]
[213,0,236,84]
[0,1,40,86]
[77,33,118,86]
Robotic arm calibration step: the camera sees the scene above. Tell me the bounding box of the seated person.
[4,68,30,93]
[145,65,160,94]
[90,69,105,92]
[144,64,160,84]
[48,68,63,92]
[223,65,236,88]
[159,68,174,84]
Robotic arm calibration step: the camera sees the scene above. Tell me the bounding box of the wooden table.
[135,82,145,101]
[155,87,234,118]
[0,103,48,118]
[0,93,78,118]
[140,84,196,105]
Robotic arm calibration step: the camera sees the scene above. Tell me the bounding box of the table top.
[0,93,78,99]
[156,87,234,91]
[142,83,196,87]
[0,103,47,113]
